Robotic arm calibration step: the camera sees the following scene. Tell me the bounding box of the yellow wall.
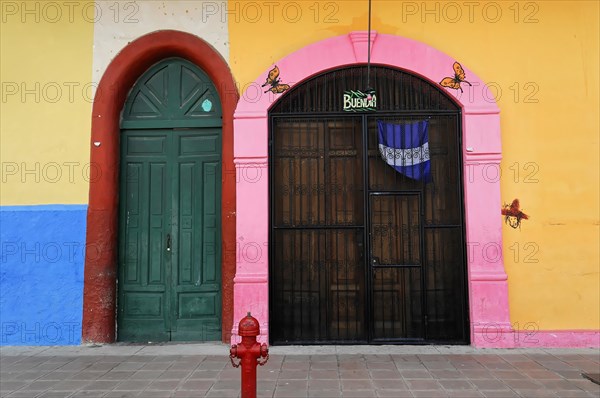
[0,0,94,205]
[229,0,599,330]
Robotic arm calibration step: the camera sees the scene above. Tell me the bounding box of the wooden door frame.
[82,30,238,343]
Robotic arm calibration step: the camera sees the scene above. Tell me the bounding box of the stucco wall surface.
[92,0,229,89]
[0,206,87,345]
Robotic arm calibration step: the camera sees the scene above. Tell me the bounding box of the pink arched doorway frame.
[232,31,511,347]
[82,30,238,344]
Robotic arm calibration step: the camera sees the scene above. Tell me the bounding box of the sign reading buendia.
[343,90,377,112]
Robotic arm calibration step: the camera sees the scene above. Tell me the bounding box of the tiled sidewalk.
[0,345,599,397]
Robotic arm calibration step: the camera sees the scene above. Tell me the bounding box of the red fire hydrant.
[229,312,269,398]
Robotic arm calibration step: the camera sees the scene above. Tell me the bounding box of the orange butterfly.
[440,62,472,93]
[262,66,290,94]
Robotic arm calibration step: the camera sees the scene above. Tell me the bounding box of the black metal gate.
[269,66,468,344]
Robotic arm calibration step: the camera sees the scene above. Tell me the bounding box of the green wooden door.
[117,59,222,342]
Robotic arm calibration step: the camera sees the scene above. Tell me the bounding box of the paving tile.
[0,381,28,392]
[461,369,497,379]
[69,391,105,397]
[145,379,181,391]
[438,379,475,390]
[204,389,240,398]
[470,379,509,390]
[12,371,49,381]
[423,361,455,370]
[37,370,80,381]
[429,370,463,379]
[480,392,519,398]
[98,371,135,381]
[189,370,221,379]
[140,362,172,371]
[278,371,308,380]
[102,392,141,397]
[339,390,376,397]
[113,379,153,391]
[404,379,442,390]
[307,379,340,390]
[569,379,600,393]
[445,391,484,397]
[371,378,408,390]
[553,391,595,397]
[156,370,191,380]
[4,392,46,398]
[48,379,91,391]
[504,379,544,390]
[310,355,337,362]
[567,360,600,373]
[172,391,211,398]
[175,379,214,391]
[309,362,337,370]
[218,369,241,380]
[68,371,108,381]
[522,370,561,380]
[341,379,373,390]
[375,390,412,397]
[284,355,311,362]
[273,389,307,397]
[339,369,370,379]
[400,370,433,379]
[364,355,392,362]
[275,380,307,390]
[37,392,76,398]
[369,370,400,379]
[411,390,450,397]
[84,380,121,390]
[111,362,146,372]
[281,362,309,370]
[308,370,338,380]
[366,362,397,370]
[490,370,529,380]
[134,391,172,398]
[19,380,59,391]
[511,389,557,397]
[308,389,341,397]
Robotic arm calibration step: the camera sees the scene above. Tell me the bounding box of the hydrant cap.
[238,312,260,336]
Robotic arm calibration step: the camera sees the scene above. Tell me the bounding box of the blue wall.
[0,205,87,345]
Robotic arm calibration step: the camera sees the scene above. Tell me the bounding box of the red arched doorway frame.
[82,30,238,343]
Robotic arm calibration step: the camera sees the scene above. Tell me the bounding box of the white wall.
[93,0,229,86]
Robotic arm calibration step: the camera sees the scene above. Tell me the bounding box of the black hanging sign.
[343,90,377,112]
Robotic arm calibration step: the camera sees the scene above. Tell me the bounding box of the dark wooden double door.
[270,115,468,344]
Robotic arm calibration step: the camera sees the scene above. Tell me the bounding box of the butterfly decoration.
[440,62,472,93]
[262,66,290,94]
[501,199,529,229]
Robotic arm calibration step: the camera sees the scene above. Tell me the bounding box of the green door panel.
[118,132,172,342]
[118,58,222,342]
[170,130,222,341]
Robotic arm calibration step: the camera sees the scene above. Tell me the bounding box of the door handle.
[166,233,171,252]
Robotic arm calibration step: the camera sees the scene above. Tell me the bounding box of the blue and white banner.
[377,120,432,182]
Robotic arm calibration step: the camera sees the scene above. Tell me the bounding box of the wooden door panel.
[170,130,221,341]
[370,195,421,267]
[118,132,171,342]
[118,59,223,343]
